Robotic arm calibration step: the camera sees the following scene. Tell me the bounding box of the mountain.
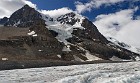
[4,5,42,27]
[107,37,140,55]
[0,17,8,25]
[0,5,139,61]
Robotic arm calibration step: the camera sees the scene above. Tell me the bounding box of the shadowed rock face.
[0,5,64,60]
[4,5,42,27]
[0,17,8,25]
[57,12,78,25]
[0,5,139,61]
[69,18,108,44]
[65,17,138,60]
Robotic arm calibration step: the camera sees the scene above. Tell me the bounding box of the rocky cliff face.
[1,5,139,61]
[4,5,42,27]
[1,5,64,60]
[0,17,8,25]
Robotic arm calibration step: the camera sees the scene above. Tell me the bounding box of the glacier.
[0,61,140,83]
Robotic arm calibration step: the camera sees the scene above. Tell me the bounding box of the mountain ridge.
[0,4,139,61]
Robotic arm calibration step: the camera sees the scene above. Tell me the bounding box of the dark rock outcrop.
[4,5,42,27]
[57,12,78,25]
[0,17,8,25]
[1,5,64,60]
[58,12,139,61]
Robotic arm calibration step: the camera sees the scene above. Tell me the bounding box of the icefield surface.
[0,61,140,83]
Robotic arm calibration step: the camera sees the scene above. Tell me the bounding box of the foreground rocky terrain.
[0,5,139,62]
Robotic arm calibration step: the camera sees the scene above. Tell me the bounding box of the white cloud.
[0,0,73,20]
[116,20,140,48]
[0,0,73,18]
[0,0,36,18]
[93,7,140,48]
[75,0,125,13]
[23,0,36,8]
[40,7,73,18]
[75,1,93,14]
[94,9,134,36]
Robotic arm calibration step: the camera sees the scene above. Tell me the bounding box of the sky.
[0,0,140,48]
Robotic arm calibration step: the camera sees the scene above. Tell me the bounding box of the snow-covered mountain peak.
[1,5,140,61]
[4,4,42,27]
[41,12,86,45]
[57,12,85,27]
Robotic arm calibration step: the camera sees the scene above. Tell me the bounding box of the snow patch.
[57,55,61,58]
[110,56,124,61]
[73,55,84,62]
[85,51,102,61]
[110,55,132,62]
[28,31,38,37]
[28,31,35,35]
[1,58,8,61]
[32,34,37,37]
[73,14,85,29]
[62,45,71,52]
[38,50,43,52]
[135,56,140,61]
[48,24,73,45]
[13,20,21,27]
[73,44,102,61]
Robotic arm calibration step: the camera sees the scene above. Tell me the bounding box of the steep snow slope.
[42,12,85,45]
[0,61,140,83]
[107,37,140,55]
[42,12,105,61]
